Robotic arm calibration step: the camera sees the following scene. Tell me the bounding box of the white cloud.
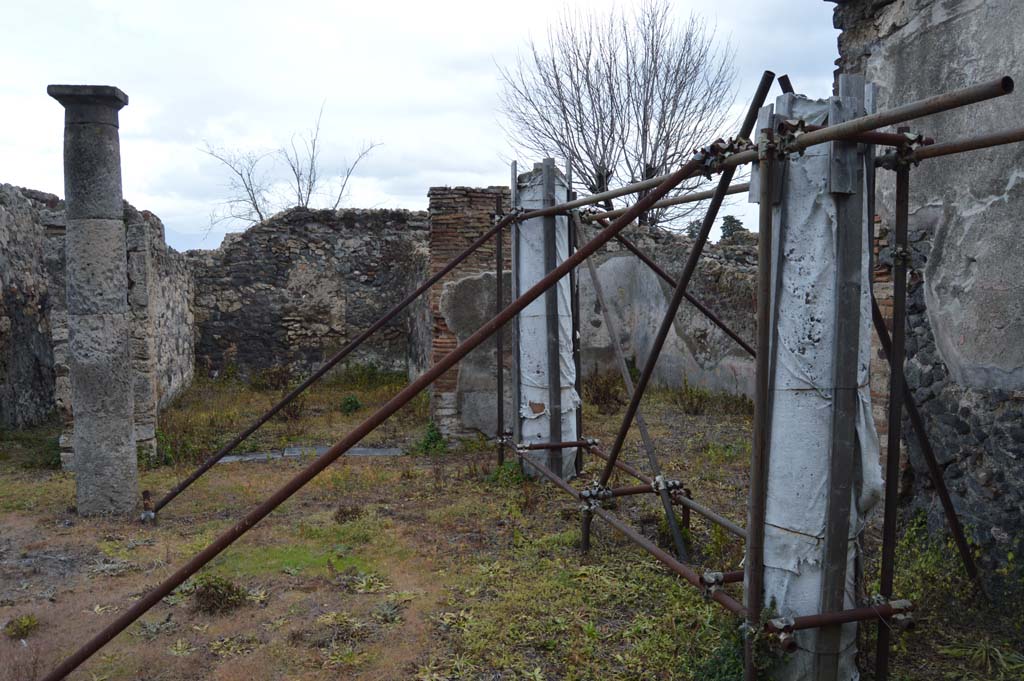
[0,0,839,249]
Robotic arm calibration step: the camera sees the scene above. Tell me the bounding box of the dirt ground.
[1,374,1020,680]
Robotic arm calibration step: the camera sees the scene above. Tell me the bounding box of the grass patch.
[655,378,753,416]
[414,486,769,681]
[0,466,73,512]
[154,362,427,467]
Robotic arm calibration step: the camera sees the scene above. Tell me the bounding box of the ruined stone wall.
[126,204,195,458]
[187,207,429,379]
[3,187,195,467]
[834,0,1024,575]
[0,185,56,428]
[579,224,757,398]
[426,187,511,435]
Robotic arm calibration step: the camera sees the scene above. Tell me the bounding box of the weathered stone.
[187,207,428,379]
[50,84,137,515]
[0,184,55,427]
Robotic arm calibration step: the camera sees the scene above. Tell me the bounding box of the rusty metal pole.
[511,162,522,452]
[40,150,706,681]
[817,79,868,681]
[787,77,1012,153]
[744,130,776,681]
[520,456,747,616]
[495,194,506,467]
[582,182,750,223]
[570,218,583,475]
[597,70,777,487]
[542,159,564,476]
[875,151,911,681]
[590,445,747,539]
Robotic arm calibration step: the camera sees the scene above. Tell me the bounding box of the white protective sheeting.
[514,165,579,479]
[753,94,884,680]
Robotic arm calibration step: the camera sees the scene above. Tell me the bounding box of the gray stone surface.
[834,0,1024,589]
[578,223,757,397]
[187,207,429,378]
[59,125,124,220]
[0,185,56,428]
[437,271,514,437]
[50,84,138,515]
[65,219,129,314]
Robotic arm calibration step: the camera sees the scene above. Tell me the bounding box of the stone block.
[60,124,124,220]
[65,218,129,315]
[73,413,137,516]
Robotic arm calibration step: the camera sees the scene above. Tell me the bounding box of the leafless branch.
[331,141,381,210]
[202,142,273,226]
[499,0,735,229]
[203,106,379,230]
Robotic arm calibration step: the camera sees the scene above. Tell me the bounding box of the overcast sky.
[0,0,839,251]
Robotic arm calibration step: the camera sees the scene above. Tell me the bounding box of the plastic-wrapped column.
[754,94,884,680]
[513,164,579,479]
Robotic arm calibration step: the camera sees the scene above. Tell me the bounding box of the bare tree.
[204,106,379,231]
[499,0,735,228]
[202,144,273,226]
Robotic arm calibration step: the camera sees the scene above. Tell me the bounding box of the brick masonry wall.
[426,187,511,435]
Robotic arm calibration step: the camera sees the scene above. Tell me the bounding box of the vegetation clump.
[582,370,626,415]
[3,614,39,639]
[411,422,447,457]
[668,378,752,416]
[341,394,362,414]
[192,574,248,614]
[333,502,364,524]
[486,461,526,487]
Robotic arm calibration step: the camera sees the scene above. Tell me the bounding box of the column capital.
[48,85,128,126]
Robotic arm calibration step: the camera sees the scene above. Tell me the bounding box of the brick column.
[426,187,510,435]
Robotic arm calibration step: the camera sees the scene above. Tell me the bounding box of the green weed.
[411,422,447,457]
[3,614,39,639]
[341,394,362,414]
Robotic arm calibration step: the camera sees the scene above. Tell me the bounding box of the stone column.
[48,85,137,515]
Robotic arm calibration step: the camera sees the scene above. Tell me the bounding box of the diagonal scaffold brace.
[590,69,777,499]
[578,212,688,562]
